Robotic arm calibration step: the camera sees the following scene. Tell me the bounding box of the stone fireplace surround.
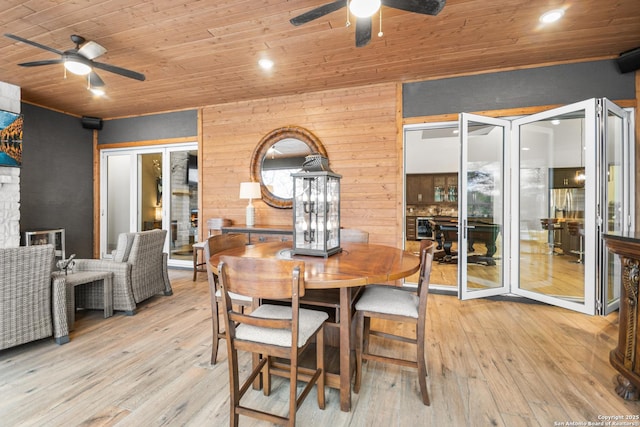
[0,81,21,248]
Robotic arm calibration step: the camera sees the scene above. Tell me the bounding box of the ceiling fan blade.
[355,17,372,47]
[290,0,347,26]
[382,0,446,16]
[18,59,64,67]
[89,71,105,88]
[91,61,146,81]
[4,33,64,55]
[78,40,107,60]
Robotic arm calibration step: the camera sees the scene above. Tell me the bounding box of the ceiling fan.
[4,33,145,93]
[290,0,446,47]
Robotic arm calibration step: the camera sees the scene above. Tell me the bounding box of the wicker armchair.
[74,229,172,315]
[1,245,70,350]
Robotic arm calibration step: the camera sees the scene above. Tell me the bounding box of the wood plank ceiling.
[1,0,639,119]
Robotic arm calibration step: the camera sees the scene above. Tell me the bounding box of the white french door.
[598,99,634,314]
[100,143,198,267]
[458,98,633,315]
[458,114,510,300]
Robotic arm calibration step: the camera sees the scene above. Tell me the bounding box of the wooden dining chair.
[218,255,328,427]
[203,233,251,364]
[353,239,435,405]
[339,227,369,243]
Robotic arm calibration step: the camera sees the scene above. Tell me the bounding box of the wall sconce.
[239,182,262,226]
[292,154,342,257]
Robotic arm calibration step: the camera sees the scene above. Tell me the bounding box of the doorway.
[404,98,634,315]
[100,143,198,268]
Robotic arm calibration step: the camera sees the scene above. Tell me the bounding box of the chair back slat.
[340,228,369,243]
[416,239,436,297]
[229,312,292,329]
[219,255,305,300]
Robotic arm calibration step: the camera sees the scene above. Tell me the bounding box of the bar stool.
[567,221,584,264]
[540,218,562,256]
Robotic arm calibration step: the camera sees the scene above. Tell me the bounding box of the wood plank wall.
[201,83,400,246]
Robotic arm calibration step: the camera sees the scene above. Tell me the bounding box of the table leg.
[339,287,352,412]
[103,275,113,318]
[192,247,198,281]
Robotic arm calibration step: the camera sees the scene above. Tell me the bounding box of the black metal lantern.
[292,154,341,257]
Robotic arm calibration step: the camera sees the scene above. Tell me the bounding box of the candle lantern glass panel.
[292,170,341,257]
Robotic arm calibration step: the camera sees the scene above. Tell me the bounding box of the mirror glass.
[261,138,311,199]
[251,127,327,209]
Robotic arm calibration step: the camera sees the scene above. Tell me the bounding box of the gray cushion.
[112,233,136,262]
[235,305,328,348]
[355,285,419,318]
[215,288,252,302]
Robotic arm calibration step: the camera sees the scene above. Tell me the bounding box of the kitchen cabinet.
[550,167,585,188]
[406,173,457,205]
[406,174,433,204]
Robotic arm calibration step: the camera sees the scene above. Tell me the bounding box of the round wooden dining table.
[209,241,420,412]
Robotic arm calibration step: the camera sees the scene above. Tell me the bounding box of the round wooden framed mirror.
[250,126,327,209]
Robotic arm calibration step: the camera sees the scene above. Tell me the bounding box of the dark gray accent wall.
[403,60,636,118]
[20,103,94,258]
[98,110,198,144]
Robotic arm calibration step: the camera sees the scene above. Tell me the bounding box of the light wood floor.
[0,269,638,426]
[407,239,587,300]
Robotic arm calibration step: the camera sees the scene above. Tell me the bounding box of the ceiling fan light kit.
[64,58,92,76]
[349,0,381,18]
[290,0,445,47]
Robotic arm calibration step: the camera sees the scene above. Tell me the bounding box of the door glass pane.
[139,153,163,232]
[518,111,585,303]
[404,125,460,287]
[463,120,504,292]
[604,105,625,310]
[169,150,198,262]
[106,154,131,255]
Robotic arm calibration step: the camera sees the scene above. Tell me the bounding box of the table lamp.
[239,182,261,226]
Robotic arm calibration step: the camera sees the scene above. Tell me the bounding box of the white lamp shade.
[240,182,262,199]
[349,0,381,18]
[239,182,262,199]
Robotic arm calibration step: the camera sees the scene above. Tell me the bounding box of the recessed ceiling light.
[551,119,561,125]
[258,58,274,70]
[90,87,105,97]
[540,9,564,24]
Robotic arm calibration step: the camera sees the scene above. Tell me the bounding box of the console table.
[221,224,293,244]
[603,233,640,400]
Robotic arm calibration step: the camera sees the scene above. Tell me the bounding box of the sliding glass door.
[100,143,198,267]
